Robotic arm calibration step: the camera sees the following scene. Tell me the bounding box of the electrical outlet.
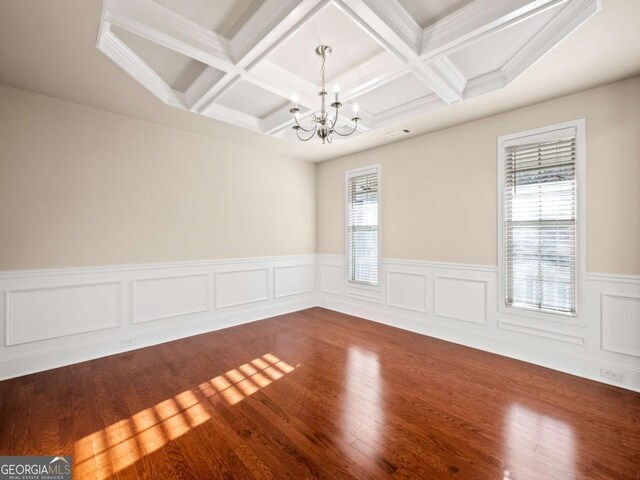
[600,367,623,382]
[121,338,135,348]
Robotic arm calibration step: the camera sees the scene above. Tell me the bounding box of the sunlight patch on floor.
[73,353,297,479]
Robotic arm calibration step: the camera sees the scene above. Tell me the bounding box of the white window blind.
[503,129,577,317]
[347,168,379,285]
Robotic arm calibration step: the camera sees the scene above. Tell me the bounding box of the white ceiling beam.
[501,0,600,86]
[412,63,464,105]
[332,52,408,100]
[201,104,263,133]
[97,24,183,108]
[246,61,319,108]
[103,0,233,72]
[183,67,226,110]
[463,70,507,100]
[455,0,600,100]
[196,74,242,115]
[420,0,569,60]
[230,0,329,68]
[412,56,467,104]
[373,94,445,128]
[333,0,420,61]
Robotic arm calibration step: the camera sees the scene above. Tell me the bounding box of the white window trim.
[497,119,586,326]
[345,164,382,290]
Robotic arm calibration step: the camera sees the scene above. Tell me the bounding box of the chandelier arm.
[295,123,318,141]
[329,105,340,129]
[331,119,360,137]
[293,115,317,133]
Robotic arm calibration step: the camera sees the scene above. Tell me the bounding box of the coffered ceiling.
[1,0,639,161]
[97,0,601,141]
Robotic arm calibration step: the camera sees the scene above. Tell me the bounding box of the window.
[346,166,380,286]
[498,120,585,319]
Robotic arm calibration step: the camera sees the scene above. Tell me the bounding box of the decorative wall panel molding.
[320,263,343,295]
[274,264,314,298]
[386,270,427,313]
[5,282,122,346]
[601,293,640,358]
[434,275,487,325]
[96,0,600,140]
[215,268,270,309]
[132,273,209,324]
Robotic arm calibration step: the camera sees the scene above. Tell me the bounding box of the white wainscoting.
[317,255,640,392]
[0,255,316,380]
[2,254,639,392]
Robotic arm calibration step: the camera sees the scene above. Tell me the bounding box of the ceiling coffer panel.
[264,2,385,86]
[96,0,602,141]
[217,80,290,120]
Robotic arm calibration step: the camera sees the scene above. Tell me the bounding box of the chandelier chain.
[320,49,327,117]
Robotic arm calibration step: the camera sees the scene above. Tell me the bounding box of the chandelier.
[289,45,360,143]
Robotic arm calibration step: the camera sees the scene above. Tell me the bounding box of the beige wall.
[0,86,316,270]
[317,76,640,275]
[3,77,639,274]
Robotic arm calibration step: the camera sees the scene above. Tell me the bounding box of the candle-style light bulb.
[353,102,359,114]
[292,93,299,107]
[333,85,340,103]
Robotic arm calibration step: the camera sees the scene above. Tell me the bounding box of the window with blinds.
[346,167,379,286]
[502,127,578,317]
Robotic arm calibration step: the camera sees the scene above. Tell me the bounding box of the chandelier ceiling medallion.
[289,45,360,144]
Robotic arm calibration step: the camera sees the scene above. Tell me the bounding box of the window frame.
[497,119,586,325]
[345,164,381,288]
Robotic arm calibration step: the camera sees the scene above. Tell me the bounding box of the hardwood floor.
[0,307,639,479]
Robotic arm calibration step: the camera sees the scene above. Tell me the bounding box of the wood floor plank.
[0,307,638,479]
